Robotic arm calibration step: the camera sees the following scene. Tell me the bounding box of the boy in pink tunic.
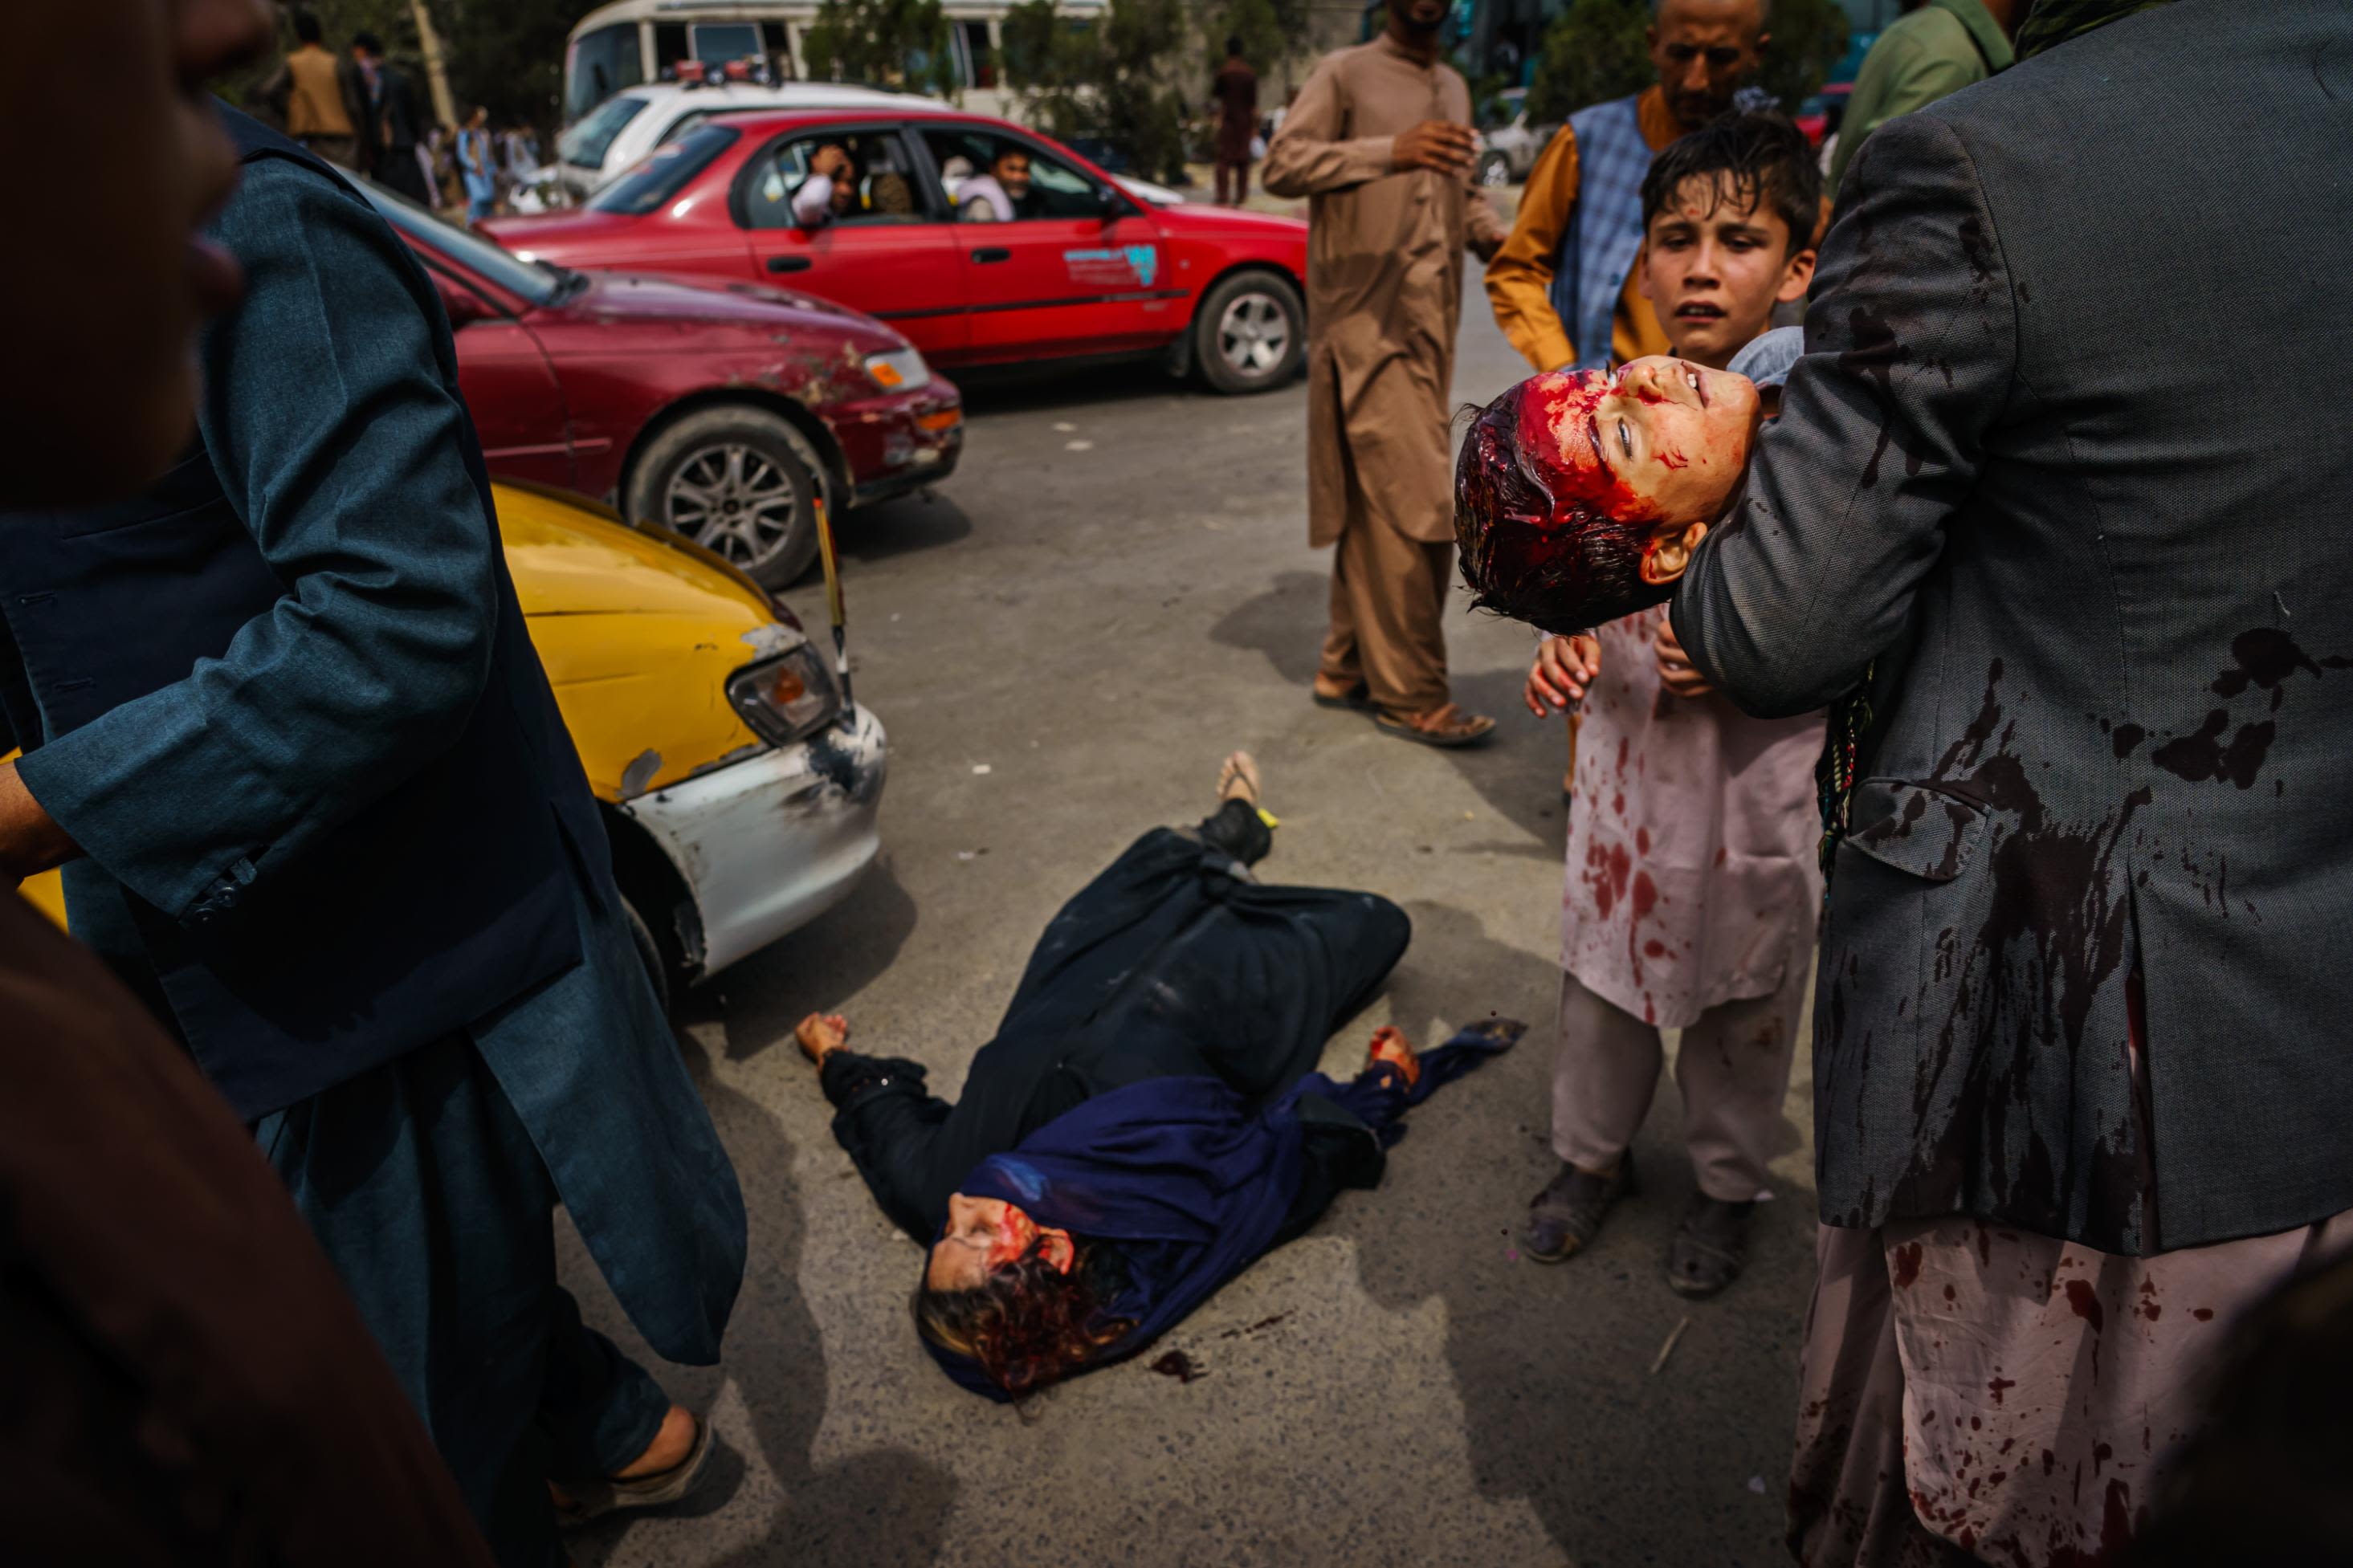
[1508,116,1822,1296]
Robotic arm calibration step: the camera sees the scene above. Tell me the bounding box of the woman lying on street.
[793,752,1519,1400]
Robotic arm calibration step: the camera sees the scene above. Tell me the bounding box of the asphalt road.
[562,288,1821,1568]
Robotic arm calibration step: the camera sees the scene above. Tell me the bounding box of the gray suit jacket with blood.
[1673,0,2353,1256]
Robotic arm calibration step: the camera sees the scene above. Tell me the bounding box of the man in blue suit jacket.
[0,108,744,1567]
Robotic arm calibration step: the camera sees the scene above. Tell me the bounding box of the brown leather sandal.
[1375,703,1497,748]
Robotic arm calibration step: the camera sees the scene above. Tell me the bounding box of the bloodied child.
[1480,115,1823,1297]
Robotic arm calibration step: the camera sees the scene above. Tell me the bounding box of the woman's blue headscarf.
[925,1020,1520,1400]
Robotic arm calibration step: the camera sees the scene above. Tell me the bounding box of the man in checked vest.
[1486,0,1768,380]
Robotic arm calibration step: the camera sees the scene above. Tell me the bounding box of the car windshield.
[559,94,650,169]
[354,177,565,307]
[589,124,740,214]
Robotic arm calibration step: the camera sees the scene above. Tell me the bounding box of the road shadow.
[833,491,975,565]
[680,854,920,1063]
[566,1030,958,1568]
[1318,898,1814,1566]
[1208,572,1568,859]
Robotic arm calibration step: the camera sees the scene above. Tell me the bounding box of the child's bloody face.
[1523,357,1760,541]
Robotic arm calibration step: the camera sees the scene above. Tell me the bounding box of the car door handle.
[972,246,1011,264]
[766,255,811,273]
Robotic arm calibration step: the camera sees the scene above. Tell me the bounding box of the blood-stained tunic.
[1263,34,1505,548]
[1564,605,1825,1028]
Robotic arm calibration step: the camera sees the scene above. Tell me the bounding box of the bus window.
[565,22,642,122]
[654,22,690,76]
[692,22,762,63]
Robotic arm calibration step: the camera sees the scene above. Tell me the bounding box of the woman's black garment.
[822,804,1410,1240]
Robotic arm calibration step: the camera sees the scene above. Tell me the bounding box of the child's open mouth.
[1675,303,1728,320]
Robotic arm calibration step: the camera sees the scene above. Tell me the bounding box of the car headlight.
[727,643,839,747]
[862,347,931,393]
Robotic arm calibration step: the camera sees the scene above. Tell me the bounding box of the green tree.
[801,0,960,98]
[1751,0,1847,115]
[1527,0,1847,126]
[1206,0,1303,75]
[425,0,577,131]
[1001,0,1190,184]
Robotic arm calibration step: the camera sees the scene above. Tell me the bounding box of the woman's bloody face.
[1522,356,1760,536]
[928,1195,1073,1292]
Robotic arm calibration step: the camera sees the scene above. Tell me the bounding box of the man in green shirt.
[1826,0,2019,194]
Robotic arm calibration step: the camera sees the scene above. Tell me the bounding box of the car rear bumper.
[624,703,889,978]
[832,379,964,509]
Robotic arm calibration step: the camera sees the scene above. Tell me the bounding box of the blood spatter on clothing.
[2190,1307,2213,1322]
[2110,723,2145,759]
[1892,1241,1924,1288]
[2064,1279,2106,1334]
[1838,303,1915,488]
[2150,709,2275,788]
[1987,1374,2015,1407]
[1830,652,2169,1245]
[2210,626,2324,707]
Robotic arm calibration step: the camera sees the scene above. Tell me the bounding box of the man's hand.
[0,760,77,886]
[1392,120,1478,179]
[809,144,850,180]
[795,1011,849,1067]
[1525,633,1601,717]
[1654,617,1713,699]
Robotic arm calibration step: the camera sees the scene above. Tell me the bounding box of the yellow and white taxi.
[15,479,884,1008]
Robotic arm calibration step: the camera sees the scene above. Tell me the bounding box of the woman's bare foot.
[1217,751,1262,808]
[1367,1024,1421,1088]
[796,1012,848,1065]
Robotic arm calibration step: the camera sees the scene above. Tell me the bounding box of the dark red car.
[358,178,962,586]
[482,108,1311,396]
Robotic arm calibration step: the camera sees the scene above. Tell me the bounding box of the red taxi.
[361,178,962,586]
[483,108,1310,395]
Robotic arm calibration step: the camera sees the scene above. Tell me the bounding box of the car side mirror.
[1096,184,1124,220]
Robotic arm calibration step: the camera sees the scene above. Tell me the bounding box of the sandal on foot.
[1375,703,1497,748]
[1312,678,1371,711]
[1666,1194,1756,1299]
[1523,1155,1635,1264]
[553,1413,714,1528]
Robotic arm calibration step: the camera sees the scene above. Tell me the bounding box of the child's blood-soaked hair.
[1454,372,1674,636]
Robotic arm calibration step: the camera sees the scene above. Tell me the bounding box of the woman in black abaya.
[797,754,1515,1399]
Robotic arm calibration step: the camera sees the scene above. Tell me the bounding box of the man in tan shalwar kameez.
[1263,0,1505,747]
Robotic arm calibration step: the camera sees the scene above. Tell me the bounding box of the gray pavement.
[561,294,1819,1568]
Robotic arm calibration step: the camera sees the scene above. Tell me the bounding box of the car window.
[558,94,649,169]
[921,128,1111,222]
[356,176,559,307]
[658,109,715,146]
[743,130,926,230]
[589,124,740,214]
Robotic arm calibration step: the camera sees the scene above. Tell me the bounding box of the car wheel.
[1194,271,1305,396]
[625,406,826,588]
[622,894,673,1016]
[1477,150,1511,189]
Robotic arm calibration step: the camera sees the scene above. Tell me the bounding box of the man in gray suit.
[1672,0,2353,1560]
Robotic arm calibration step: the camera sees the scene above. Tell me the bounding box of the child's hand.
[1525,634,1601,717]
[1654,617,1713,699]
